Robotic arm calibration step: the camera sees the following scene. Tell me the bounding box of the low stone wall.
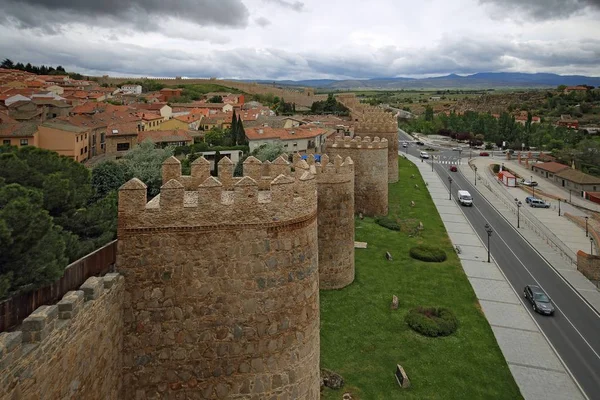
[577,251,600,282]
[0,274,124,400]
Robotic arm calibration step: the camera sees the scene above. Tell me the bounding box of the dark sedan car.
[523,285,555,315]
[449,165,457,172]
[416,141,425,145]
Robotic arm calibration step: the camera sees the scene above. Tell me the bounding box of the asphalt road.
[398,130,600,399]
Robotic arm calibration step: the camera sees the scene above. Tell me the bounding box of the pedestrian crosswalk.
[431,158,462,165]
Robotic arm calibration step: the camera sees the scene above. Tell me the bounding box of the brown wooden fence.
[0,240,117,332]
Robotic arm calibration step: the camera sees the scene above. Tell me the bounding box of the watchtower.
[295,154,355,290]
[117,156,320,399]
[325,136,388,217]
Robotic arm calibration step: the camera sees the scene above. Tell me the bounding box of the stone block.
[103,272,121,289]
[57,290,85,319]
[391,295,399,310]
[0,331,22,358]
[80,276,104,301]
[21,305,58,343]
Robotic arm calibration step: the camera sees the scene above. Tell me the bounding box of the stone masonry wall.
[117,155,320,399]
[577,250,600,282]
[0,274,124,400]
[295,153,355,289]
[325,135,388,217]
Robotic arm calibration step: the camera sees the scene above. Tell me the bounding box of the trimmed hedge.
[405,307,458,337]
[375,217,400,231]
[409,245,447,262]
[492,164,500,174]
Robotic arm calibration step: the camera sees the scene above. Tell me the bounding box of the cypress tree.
[230,110,238,144]
[238,116,247,145]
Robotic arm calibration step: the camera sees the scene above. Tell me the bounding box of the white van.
[419,151,430,159]
[458,190,473,206]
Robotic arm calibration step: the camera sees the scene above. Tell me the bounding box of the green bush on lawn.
[405,307,458,337]
[492,164,500,173]
[409,245,447,262]
[375,216,400,231]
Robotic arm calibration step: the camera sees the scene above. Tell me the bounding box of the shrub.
[405,307,458,337]
[409,245,447,262]
[376,216,400,231]
[492,164,500,173]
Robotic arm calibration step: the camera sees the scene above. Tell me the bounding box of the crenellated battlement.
[293,153,354,185]
[118,155,317,233]
[326,135,389,150]
[0,273,124,399]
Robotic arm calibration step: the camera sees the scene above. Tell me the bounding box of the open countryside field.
[319,157,522,399]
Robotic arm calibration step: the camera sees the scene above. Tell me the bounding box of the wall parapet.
[118,156,317,232]
[0,273,124,399]
[326,135,388,150]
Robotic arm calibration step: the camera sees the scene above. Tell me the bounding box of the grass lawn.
[319,157,522,399]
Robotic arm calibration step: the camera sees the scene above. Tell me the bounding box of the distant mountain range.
[240,73,600,90]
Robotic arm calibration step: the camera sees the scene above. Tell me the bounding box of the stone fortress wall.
[325,136,388,217]
[97,76,328,108]
[337,94,399,183]
[295,153,355,290]
[0,274,124,400]
[117,155,321,399]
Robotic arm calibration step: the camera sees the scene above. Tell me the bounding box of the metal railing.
[471,162,577,266]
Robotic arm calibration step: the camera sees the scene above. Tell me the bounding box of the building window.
[117,143,130,151]
[80,148,83,155]
[20,139,28,146]
[3,139,10,145]
[84,146,87,153]
[76,136,79,142]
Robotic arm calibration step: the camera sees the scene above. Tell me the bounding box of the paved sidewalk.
[463,157,600,311]
[404,152,585,400]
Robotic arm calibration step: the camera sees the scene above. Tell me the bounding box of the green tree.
[209,95,223,103]
[237,116,248,146]
[91,161,132,201]
[0,183,67,297]
[122,140,175,197]
[230,110,238,144]
[424,106,434,122]
[1,58,14,69]
[204,128,227,147]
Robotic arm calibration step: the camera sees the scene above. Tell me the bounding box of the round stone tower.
[295,153,355,290]
[354,113,399,183]
[117,155,320,399]
[325,135,388,217]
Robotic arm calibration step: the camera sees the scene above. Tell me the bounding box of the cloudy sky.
[0,0,599,80]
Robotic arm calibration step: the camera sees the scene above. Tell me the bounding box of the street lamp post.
[448,176,453,200]
[569,189,572,203]
[458,149,462,165]
[531,175,535,198]
[431,156,434,172]
[558,199,561,217]
[485,224,493,263]
[585,216,589,237]
[474,165,478,186]
[591,238,594,255]
[515,199,522,228]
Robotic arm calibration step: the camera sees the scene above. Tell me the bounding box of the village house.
[556,115,579,130]
[138,129,193,148]
[245,125,330,153]
[37,121,90,163]
[244,115,305,129]
[120,84,142,95]
[5,100,43,122]
[532,161,600,197]
[0,118,38,148]
[563,86,588,95]
[104,122,140,158]
[130,103,172,120]
[158,88,183,102]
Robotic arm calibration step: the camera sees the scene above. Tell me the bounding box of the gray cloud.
[255,17,272,27]
[1,29,599,80]
[480,0,600,20]
[0,0,249,34]
[263,0,305,12]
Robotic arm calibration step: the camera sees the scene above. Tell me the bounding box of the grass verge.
[319,157,522,399]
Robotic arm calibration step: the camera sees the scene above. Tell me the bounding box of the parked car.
[419,151,430,159]
[523,285,555,315]
[416,141,425,146]
[452,147,462,151]
[529,198,550,208]
[520,179,539,187]
[479,152,490,156]
[402,142,408,148]
[525,196,537,204]
[449,165,457,172]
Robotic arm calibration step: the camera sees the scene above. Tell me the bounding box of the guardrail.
[470,161,578,266]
